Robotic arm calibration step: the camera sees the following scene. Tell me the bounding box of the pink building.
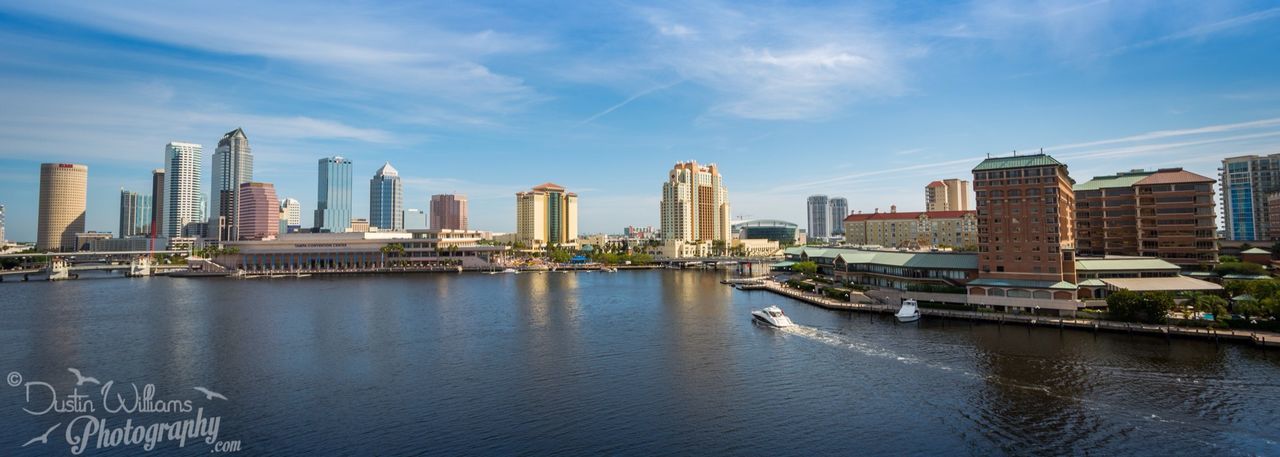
[430,194,468,230]
[238,182,280,240]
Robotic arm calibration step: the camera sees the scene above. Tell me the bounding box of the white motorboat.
[896,299,921,323]
[503,268,519,274]
[751,305,795,328]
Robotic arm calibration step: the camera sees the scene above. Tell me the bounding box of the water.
[1,270,1278,456]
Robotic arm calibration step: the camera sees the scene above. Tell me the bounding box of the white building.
[279,198,301,233]
[162,142,203,238]
[807,195,829,239]
[661,161,730,244]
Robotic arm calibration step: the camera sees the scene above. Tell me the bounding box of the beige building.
[660,161,730,243]
[37,163,89,252]
[925,179,971,212]
[842,207,978,249]
[516,183,578,247]
[349,218,371,233]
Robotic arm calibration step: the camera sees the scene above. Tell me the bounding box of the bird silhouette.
[22,423,60,447]
[193,387,228,401]
[67,368,100,386]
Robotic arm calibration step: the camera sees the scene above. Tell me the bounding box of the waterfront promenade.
[756,280,1280,349]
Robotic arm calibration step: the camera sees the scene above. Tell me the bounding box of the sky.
[1,0,1279,242]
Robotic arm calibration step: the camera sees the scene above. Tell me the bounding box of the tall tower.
[660,161,731,243]
[315,156,353,233]
[163,142,203,238]
[211,128,253,241]
[0,203,5,243]
[430,194,468,230]
[369,162,403,231]
[150,169,165,242]
[1221,154,1280,241]
[37,163,88,251]
[118,190,151,237]
[237,182,279,240]
[516,183,578,247]
[806,195,829,239]
[829,197,848,236]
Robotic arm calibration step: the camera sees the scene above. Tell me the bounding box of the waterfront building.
[430,194,468,230]
[37,163,88,251]
[370,162,403,231]
[732,219,800,244]
[967,153,1078,301]
[315,156,353,233]
[237,182,279,240]
[842,207,978,248]
[404,208,428,230]
[516,183,578,247]
[118,190,151,237]
[73,231,112,251]
[350,218,371,233]
[211,128,253,241]
[1074,168,1217,269]
[279,198,302,234]
[806,195,829,239]
[150,169,165,241]
[829,197,848,236]
[163,142,203,238]
[1220,154,1280,241]
[661,161,731,243]
[925,179,971,212]
[223,229,507,272]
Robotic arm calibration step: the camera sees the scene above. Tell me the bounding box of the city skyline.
[2,2,1280,240]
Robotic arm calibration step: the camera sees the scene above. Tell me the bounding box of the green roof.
[771,261,796,269]
[1078,279,1107,287]
[1074,257,1181,272]
[967,278,1078,290]
[973,154,1064,171]
[1073,171,1156,192]
[836,250,977,270]
[1242,248,1271,254]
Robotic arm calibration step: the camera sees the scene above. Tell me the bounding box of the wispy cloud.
[576,80,684,126]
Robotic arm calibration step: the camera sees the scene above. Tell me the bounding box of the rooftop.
[967,278,1077,290]
[844,210,975,222]
[375,162,399,177]
[1075,257,1181,272]
[1101,276,1223,292]
[972,153,1064,171]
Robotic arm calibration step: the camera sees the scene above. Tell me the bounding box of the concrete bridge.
[0,250,186,282]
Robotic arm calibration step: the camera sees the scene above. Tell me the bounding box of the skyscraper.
[1221,154,1280,241]
[150,169,165,241]
[829,197,848,236]
[237,182,279,240]
[369,162,403,231]
[279,198,301,234]
[211,128,253,241]
[315,156,353,233]
[430,194,468,230]
[516,183,578,247]
[806,195,829,239]
[660,161,731,243]
[0,204,6,243]
[925,179,972,212]
[118,190,151,237]
[37,163,88,251]
[163,142,203,238]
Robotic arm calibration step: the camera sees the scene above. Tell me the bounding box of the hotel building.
[842,207,978,248]
[237,182,279,240]
[1074,168,1217,269]
[37,163,88,252]
[925,179,971,212]
[516,183,578,247]
[662,162,730,242]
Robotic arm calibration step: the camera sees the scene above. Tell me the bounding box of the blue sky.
[1,0,1279,241]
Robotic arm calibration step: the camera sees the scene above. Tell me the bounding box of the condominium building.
[163,142,203,238]
[1221,154,1280,240]
[925,179,971,212]
[829,197,848,236]
[279,198,301,234]
[806,195,829,239]
[369,162,403,231]
[118,190,151,237]
[842,207,978,248]
[1074,168,1217,269]
[661,161,731,243]
[315,156,353,233]
[211,128,253,241]
[37,163,88,252]
[237,182,279,240]
[430,194,468,230]
[516,183,578,247]
[150,169,164,240]
[968,153,1078,300]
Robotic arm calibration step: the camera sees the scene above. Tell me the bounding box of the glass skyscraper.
[211,128,253,241]
[118,190,151,237]
[315,156,353,233]
[369,162,403,231]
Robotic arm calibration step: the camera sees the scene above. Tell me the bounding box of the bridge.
[0,251,189,282]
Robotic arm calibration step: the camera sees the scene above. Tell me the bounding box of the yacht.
[896,299,921,323]
[751,305,795,328]
[503,268,519,274]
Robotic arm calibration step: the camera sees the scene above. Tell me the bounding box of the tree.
[1219,255,1240,264]
[1214,261,1266,277]
[630,253,652,265]
[1106,290,1174,324]
[792,261,818,277]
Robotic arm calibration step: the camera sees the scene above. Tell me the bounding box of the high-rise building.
[403,208,428,230]
[806,195,829,239]
[660,162,731,243]
[0,203,6,242]
[430,194,468,230]
[925,179,971,212]
[211,128,253,241]
[369,162,403,231]
[516,183,578,247]
[37,163,88,251]
[163,142,203,238]
[1221,154,1280,241]
[279,198,301,234]
[842,208,978,248]
[237,182,279,240]
[1074,168,1217,269]
[829,197,848,236]
[968,153,1077,300]
[315,156,353,233]
[150,169,165,241]
[118,190,151,237]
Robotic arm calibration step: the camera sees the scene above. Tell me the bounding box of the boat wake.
[779,324,925,366]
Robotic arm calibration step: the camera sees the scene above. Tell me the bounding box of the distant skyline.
[1,1,1279,241]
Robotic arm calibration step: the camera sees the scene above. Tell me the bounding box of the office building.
[842,207,978,248]
[1221,154,1280,241]
[430,194,469,230]
[829,197,848,236]
[118,190,151,237]
[37,163,88,251]
[661,161,731,243]
[163,142,203,238]
[150,169,165,240]
[516,183,578,247]
[806,195,829,239]
[404,208,428,230]
[369,162,403,231]
[237,182,279,240]
[967,153,1078,300]
[211,128,253,241]
[1074,168,1217,269]
[925,179,971,212]
[279,198,302,234]
[349,218,371,233]
[315,156,353,233]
